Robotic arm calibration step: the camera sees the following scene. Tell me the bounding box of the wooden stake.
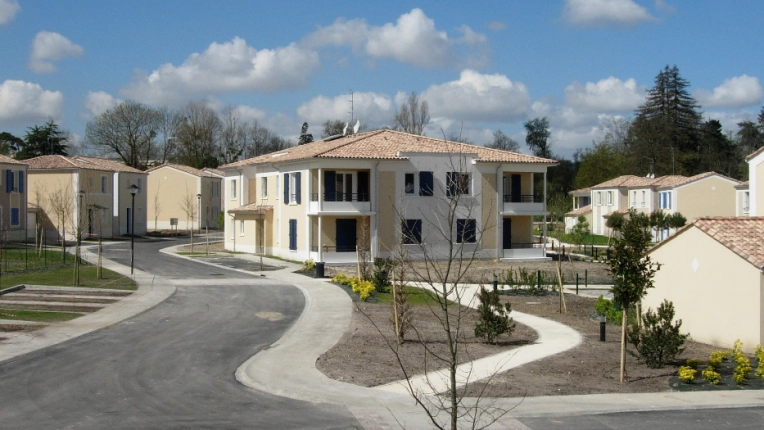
[620,308,628,382]
[392,267,400,345]
[556,258,567,314]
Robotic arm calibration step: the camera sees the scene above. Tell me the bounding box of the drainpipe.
[495,164,501,260]
[372,160,380,260]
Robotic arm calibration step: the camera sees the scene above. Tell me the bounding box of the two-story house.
[744,146,764,216]
[26,155,147,239]
[146,163,223,231]
[220,130,557,263]
[0,155,28,241]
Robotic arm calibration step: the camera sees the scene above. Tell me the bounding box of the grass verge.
[373,285,458,306]
[0,266,136,291]
[0,308,82,323]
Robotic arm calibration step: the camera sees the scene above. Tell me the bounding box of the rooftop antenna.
[348,90,354,127]
[353,119,360,134]
[342,122,348,136]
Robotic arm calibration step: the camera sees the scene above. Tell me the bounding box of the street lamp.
[76,190,85,285]
[128,184,139,275]
[196,193,202,233]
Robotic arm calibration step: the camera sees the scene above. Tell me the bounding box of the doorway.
[503,218,512,249]
[335,219,357,252]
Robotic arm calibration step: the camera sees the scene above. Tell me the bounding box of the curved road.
[0,238,359,429]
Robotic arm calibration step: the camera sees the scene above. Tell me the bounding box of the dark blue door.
[511,174,521,202]
[335,219,357,252]
[503,218,512,249]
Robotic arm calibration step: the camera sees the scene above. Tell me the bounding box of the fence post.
[585,269,588,288]
[576,273,579,295]
[537,270,541,291]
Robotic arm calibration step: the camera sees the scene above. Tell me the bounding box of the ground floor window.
[456,219,476,243]
[10,208,19,226]
[402,219,422,244]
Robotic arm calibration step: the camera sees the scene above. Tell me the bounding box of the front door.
[503,218,512,249]
[336,219,357,252]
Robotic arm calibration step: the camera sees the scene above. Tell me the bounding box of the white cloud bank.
[0,0,19,25]
[84,91,123,118]
[29,31,84,73]
[565,76,644,112]
[694,74,763,108]
[304,8,488,68]
[562,0,656,27]
[297,92,393,126]
[0,80,64,123]
[121,37,320,105]
[422,69,531,122]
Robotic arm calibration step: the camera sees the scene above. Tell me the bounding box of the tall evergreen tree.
[16,119,69,159]
[629,65,702,175]
[0,132,23,155]
[298,122,314,145]
[523,117,552,159]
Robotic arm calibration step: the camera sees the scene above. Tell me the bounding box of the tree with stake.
[608,209,659,382]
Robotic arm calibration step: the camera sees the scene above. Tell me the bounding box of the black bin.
[315,262,325,278]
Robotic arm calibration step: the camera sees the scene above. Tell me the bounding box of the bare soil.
[317,302,538,387]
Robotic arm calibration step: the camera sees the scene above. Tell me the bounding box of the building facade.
[146,164,222,231]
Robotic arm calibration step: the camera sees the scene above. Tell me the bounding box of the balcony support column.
[543,171,547,257]
[318,168,323,212]
[318,215,323,262]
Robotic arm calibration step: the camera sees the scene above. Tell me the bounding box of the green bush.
[594,296,623,325]
[677,366,696,383]
[732,339,751,384]
[755,344,764,378]
[371,258,393,292]
[627,300,689,368]
[702,366,721,385]
[685,358,702,370]
[216,211,224,230]
[302,258,316,272]
[707,350,729,370]
[474,287,515,344]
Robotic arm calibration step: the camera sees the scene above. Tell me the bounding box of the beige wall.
[0,164,27,239]
[481,173,496,249]
[147,167,198,230]
[510,216,532,244]
[377,171,396,252]
[646,226,763,351]
[676,176,737,220]
[278,171,308,252]
[116,172,148,236]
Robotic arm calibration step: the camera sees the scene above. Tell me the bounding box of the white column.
[318,216,323,262]
[543,171,547,257]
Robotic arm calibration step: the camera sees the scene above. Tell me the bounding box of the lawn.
[373,285,457,306]
[0,266,136,291]
[0,308,82,323]
[547,230,611,246]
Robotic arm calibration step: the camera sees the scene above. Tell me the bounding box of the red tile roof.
[564,205,592,216]
[220,129,557,169]
[0,155,26,165]
[147,163,218,178]
[26,155,144,173]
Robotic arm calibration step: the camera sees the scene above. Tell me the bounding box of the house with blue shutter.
[220,130,557,264]
[0,155,28,241]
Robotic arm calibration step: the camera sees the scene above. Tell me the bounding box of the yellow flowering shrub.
[677,366,696,383]
[702,366,721,385]
[332,273,375,301]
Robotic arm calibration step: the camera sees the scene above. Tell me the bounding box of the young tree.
[16,119,69,159]
[46,181,74,261]
[608,209,660,382]
[298,122,314,145]
[485,129,519,152]
[523,117,552,159]
[570,215,590,252]
[219,105,247,164]
[392,92,429,135]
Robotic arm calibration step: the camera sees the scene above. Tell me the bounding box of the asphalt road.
[0,237,359,429]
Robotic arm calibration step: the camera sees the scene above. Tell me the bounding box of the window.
[231,179,237,199]
[137,178,142,194]
[261,177,268,199]
[456,219,476,243]
[632,191,636,207]
[402,219,422,244]
[596,192,601,205]
[447,172,470,196]
[659,191,672,210]
[419,171,433,196]
[283,172,301,204]
[641,190,646,207]
[101,176,107,193]
[6,170,14,193]
[744,191,750,212]
[10,208,19,226]
[288,219,297,250]
[17,171,23,193]
[607,191,613,206]
[404,173,415,195]
[240,220,245,236]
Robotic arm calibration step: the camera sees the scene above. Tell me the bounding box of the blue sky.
[1,0,762,159]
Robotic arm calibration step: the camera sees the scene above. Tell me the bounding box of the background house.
[746,146,764,216]
[26,155,147,239]
[645,217,764,352]
[220,130,557,263]
[146,163,222,231]
[0,155,28,241]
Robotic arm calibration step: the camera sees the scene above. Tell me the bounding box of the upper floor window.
[404,173,415,195]
[231,179,237,199]
[261,177,268,199]
[101,176,107,193]
[631,191,636,207]
[596,192,601,206]
[659,191,672,210]
[283,172,302,204]
[744,191,750,212]
[447,172,470,196]
[641,190,646,207]
[607,191,613,206]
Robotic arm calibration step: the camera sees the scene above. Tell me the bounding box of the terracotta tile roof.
[564,205,592,216]
[656,172,740,189]
[0,155,26,165]
[677,217,764,269]
[746,145,764,162]
[202,168,224,177]
[227,203,273,215]
[736,181,749,189]
[569,187,591,195]
[219,129,557,169]
[26,155,144,174]
[147,163,218,178]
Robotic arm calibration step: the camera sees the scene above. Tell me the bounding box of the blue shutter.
[11,208,19,226]
[289,219,297,250]
[5,170,11,193]
[283,173,289,203]
[324,171,336,202]
[419,171,433,196]
[18,171,24,193]
[295,172,301,204]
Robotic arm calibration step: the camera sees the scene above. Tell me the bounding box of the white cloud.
[694,75,763,108]
[304,8,488,68]
[121,37,320,105]
[234,105,267,123]
[84,91,123,118]
[487,21,506,31]
[421,70,531,122]
[565,76,644,112]
[0,80,64,123]
[297,92,393,126]
[0,0,19,25]
[562,0,656,27]
[28,31,84,73]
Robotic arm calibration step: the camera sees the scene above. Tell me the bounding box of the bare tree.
[219,105,247,164]
[393,92,430,135]
[46,181,74,261]
[153,181,162,231]
[175,101,222,169]
[156,106,183,165]
[180,186,198,252]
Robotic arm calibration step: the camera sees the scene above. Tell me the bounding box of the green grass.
[374,285,457,306]
[0,247,73,273]
[0,308,82,323]
[0,265,136,290]
[546,231,611,246]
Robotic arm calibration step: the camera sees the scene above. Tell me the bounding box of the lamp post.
[129,184,139,275]
[75,189,85,285]
[197,193,202,233]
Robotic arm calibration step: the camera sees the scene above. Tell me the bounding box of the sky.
[0,0,762,159]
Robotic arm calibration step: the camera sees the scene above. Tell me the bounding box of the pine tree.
[16,119,69,160]
[298,122,313,145]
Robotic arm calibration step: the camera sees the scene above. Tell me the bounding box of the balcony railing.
[311,245,358,253]
[310,192,370,202]
[505,242,544,249]
[503,194,542,203]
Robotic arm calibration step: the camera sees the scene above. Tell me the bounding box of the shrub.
[702,366,721,385]
[371,258,393,292]
[350,278,375,301]
[732,339,751,384]
[474,287,515,344]
[627,300,689,368]
[677,366,696,383]
[755,345,764,378]
[331,273,351,286]
[595,296,623,325]
[707,350,729,370]
[302,258,316,272]
[685,358,701,370]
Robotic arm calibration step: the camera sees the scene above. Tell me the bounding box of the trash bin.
[315,262,325,278]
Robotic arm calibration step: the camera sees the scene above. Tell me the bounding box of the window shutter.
[295,172,301,204]
[324,170,336,202]
[357,171,369,201]
[419,171,433,196]
[5,170,11,193]
[18,171,24,194]
[283,173,289,203]
[289,219,297,250]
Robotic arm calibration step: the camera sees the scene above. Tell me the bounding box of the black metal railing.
[310,192,370,202]
[505,242,544,249]
[310,245,358,253]
[503,194,542,203]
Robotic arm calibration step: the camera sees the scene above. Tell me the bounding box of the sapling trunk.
[620,308,628,382]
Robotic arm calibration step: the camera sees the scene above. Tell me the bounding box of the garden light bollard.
[600,314,606,341]
[585,269,588,288]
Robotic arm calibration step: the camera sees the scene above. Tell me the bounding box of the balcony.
[309,192,371,214]
[310,245,360,264]
[501,242,546,260]
[502,194,545,215]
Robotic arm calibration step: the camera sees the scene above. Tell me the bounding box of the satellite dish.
[353,120,360,134]
[342,122,348,136]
